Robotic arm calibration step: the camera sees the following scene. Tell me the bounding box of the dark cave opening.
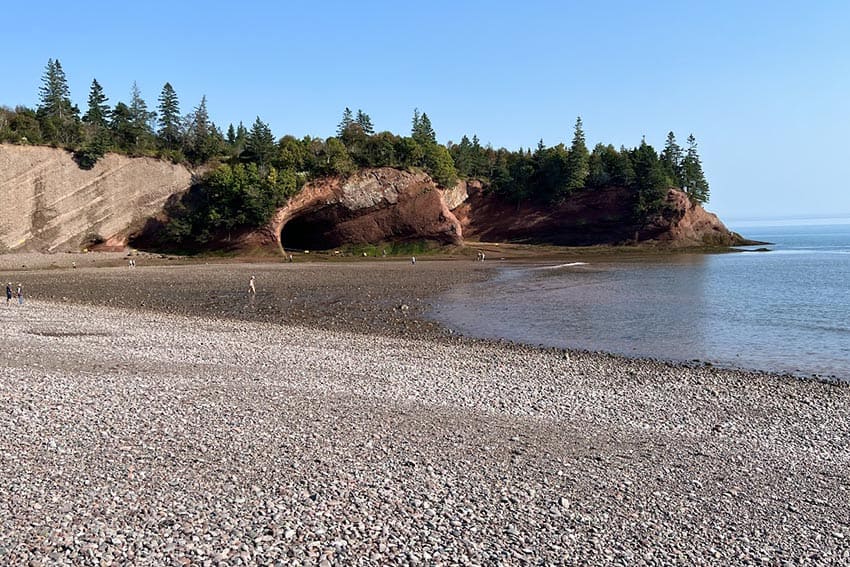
[280,210,344,251]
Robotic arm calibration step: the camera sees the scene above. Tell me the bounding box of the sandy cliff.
[0,144,193,252]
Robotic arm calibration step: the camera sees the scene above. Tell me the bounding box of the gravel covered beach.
[0,258,848,565]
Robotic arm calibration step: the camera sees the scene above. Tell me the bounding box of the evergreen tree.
[414,112,436,145]
[469,135,488,178]
[355,109,374,135]
[564,116,589,192]
[586,143,609,188]
[109,102,136,152]
[337,107,354,137]
[244,116,276,167]
[185,95,217,163]
[129,82,155,133]
[660,131,684,187]
[630,140,668,216]
[411,108,421,137]
[681,134,710,204]
[37,58,80,146]
[77,79,111,168]
[450,135,473,177]
[82,79,110,129]
[157,82,181,150]
[126,82,156,152]
[230,121,248,158]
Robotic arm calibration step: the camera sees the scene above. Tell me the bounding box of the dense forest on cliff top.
[1,59,710,246]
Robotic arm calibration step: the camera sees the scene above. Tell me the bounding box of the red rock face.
[650,190,745,247]
[240,172,742,253]
[241,168,463,252]
[454,185,744,247]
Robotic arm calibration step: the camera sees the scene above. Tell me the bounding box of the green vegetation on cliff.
[0,58,710,247]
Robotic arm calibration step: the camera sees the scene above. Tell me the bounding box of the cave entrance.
[280,209,345,251]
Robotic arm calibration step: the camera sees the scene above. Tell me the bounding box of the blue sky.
[2,1,848,220]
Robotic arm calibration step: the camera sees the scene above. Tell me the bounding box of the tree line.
[0,59,709,247]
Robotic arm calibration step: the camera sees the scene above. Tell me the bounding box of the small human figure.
[288,254,293,263]
[5,283,11,305]
[16,283,23,305]
[382,249,387,258]
[248,275,256,295]
[411,256,416,265]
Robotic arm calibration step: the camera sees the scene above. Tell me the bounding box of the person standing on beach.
[5,282,11,305]
[16,283,23,305]
[248,275,256,295]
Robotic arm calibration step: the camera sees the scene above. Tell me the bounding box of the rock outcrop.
[0,144,193,252]
[0,144,743,253]
[241,168,463,252]
[454,183,745,247]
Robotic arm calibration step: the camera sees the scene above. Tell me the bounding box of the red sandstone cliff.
[454,182,745,247]
[239,168,463,252]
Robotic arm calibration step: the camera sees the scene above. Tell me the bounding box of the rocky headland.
[1,144,747,254]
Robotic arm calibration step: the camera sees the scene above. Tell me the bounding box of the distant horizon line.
[725,215,850,227]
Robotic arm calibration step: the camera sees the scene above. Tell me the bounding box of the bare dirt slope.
[0,144,193,252]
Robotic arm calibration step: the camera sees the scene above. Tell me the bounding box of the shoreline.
[0,295,848,563]
[0,251,844,384]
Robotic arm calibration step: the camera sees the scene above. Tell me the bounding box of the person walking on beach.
[248,275,256,295]
[16,283,23,305]
[411,256,416,265]
[5,282,11,305]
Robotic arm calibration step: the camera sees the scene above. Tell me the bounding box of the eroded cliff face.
[454,183,745,247]
[0,144,193,252]
[241,168,464,252]
[647,189,745,247]
[0,144,741,254]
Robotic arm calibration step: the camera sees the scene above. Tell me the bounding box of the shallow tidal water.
[431,221,850,380]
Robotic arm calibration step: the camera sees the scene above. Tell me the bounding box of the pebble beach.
[0,257,848,565]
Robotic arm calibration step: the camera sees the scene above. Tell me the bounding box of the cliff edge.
[0,144,193,252]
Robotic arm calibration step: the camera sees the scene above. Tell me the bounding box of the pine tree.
[564,116,589,193]
[157,82,181,150]
[337,107,354,137]
[411,108,421,138]
[77,78,111,168]
[660,131,684,188]
[630,140,668,216]
[124,82,156,152]
[129,82,155,132]
[244,116,276,167]
[681,134,710,204]
[185,95,215,163]
[37,59,80,146]
[83,79,110,129]
[412,111,436,145]
[356,109,374,135]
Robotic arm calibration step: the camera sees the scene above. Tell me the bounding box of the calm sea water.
[431,221,850,379]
